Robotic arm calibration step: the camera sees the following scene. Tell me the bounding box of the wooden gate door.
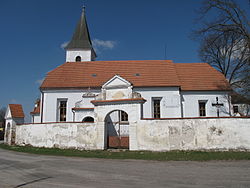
[107,122,129,149]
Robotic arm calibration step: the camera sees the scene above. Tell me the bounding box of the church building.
[31,7,231,124]
[6,7,250,152]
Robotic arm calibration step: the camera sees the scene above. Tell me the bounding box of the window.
[199,101,206,117]
[75,56,81,62]
[153,98,161,118]
[233,106,239,113]
[58,100,67,122]
[120,111,128,122]
[82,116,94,122]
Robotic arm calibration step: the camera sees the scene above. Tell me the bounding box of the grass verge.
[0,144,250,161]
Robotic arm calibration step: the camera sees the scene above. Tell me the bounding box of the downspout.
[140,103,144,119]
[40,90,44,123]
[180,88,184,118]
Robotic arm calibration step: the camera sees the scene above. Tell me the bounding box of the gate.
[106,110,129,149]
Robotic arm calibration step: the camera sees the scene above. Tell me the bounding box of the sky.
[0,0,248,121]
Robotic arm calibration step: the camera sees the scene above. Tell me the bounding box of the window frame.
[75,56,81,62]
[152,97,162,119]
[57,99,68,122]
[119,111,128,122]
[82,116,94,122]
[198,100,207,117]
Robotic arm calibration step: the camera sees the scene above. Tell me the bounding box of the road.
[0,148,250,188]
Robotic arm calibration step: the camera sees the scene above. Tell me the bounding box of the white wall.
[182,91,230,117]
[32,114,41,123]
[14,118,250,151]
[66,49,92,62]
[41,88,231,123]
[42,90,98,122]
[75,110,94,122]
[134,87,182,118]
[134,118,250,151]
[15,122,104,150]
[4,119,14,144]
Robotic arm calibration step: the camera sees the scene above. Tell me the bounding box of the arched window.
[75,56,81,62]
[82,116,94,122]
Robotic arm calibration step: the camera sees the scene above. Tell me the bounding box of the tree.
[194,0,250,98]
[0,107,6,126]
[199,31,249,89]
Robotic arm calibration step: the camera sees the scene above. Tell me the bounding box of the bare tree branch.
[194,0,250,99]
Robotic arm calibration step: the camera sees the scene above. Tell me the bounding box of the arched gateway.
[92,98,146,150]
[105,110,129,149]
[91,75,146,150]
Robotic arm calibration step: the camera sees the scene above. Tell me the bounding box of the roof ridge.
[66,60,173,63]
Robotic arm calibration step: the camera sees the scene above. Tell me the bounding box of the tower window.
[75,56,81,62]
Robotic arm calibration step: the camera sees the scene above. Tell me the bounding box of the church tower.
[65,7,96,62]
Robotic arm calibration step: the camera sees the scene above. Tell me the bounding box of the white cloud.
[92,39,117,52]
[10,99,17,103]
[60,39,117,52]
[60,41,69,49]
[36,79,44,85]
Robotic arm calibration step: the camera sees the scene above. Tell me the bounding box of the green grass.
[1,143,250,161]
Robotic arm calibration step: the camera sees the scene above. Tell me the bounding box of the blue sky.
[0,0,248,121]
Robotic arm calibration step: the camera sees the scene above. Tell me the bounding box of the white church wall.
[134,87,182,118]
[15,122,102,150]
[81,97,95,108]
[32,114,41,123]
[41,88,231,123]
[182,91,230,117]
[134,118,250,151]
[66,50,92,62]
[75,110,94,122]
[42,90,99,122]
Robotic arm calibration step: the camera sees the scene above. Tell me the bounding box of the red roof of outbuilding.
[9,104,25,118]
[40,60,231,91]
[30,100,40,115]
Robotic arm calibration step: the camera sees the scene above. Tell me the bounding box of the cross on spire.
[212,97,224,117]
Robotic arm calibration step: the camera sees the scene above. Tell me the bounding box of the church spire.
[65,6,96,62]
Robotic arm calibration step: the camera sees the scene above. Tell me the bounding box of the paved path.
[0,148,250,188]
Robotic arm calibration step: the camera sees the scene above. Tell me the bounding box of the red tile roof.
[175,63,231,91]
[30,100,40,114]
[9,104,25,118]
[40,60,231,91]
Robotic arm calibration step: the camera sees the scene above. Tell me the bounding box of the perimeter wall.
[14,118,250,151]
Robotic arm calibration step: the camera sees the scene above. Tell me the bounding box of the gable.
[102,75,132,89]
[102,75,133,100]
[6,104,25,118]
[5,106,11,119]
